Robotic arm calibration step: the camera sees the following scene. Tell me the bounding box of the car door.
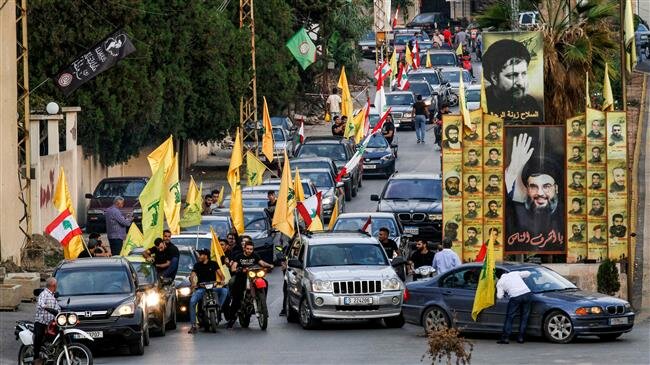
[437,267,481,328]
[285,242,306,311]
[480,268,512,331]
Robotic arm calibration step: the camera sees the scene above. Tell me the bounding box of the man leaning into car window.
[496,270,532,344]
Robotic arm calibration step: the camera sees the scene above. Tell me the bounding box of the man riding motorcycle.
[34,277,60,365]
[227,240,273,328]
[188,249,229,334]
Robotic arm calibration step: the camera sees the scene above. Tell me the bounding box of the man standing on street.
[33,278,60,365]
[496,270,533,344]
[431,238,461,274]
[326,87,342,121]
[413,95,429,144]
[105,196,132,256]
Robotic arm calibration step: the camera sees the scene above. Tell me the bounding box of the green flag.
[286,28,316,70]
[139,165,165,248]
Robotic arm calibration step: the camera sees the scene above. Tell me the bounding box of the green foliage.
[597,258,621,296]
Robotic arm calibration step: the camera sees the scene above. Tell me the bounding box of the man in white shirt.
[496,270,533,344]
[326,87,342,120]
[431,238,461,274]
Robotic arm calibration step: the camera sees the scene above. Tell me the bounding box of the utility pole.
[239,0,258,155]
[374,0,389,66]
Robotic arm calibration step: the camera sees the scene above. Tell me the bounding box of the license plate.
[343,297,373,305]
[364,164,376,169]
[74,331,103,339]
[404,226,419,235]
[609,317,629,325]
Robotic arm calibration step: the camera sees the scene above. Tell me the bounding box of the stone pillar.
[62,107,80,151]
[47,119,59,155]
[29,120,40,162]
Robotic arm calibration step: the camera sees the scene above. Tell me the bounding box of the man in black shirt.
[267,191,277,216]
[382,115,395,145]
[378,227,399,258]
[227,240,273,328]
[331,116,345,136]
[143,230,180,279]
[188,249,228,334]
[408,240,435,279]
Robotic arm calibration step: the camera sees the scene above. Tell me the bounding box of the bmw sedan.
[402,263,635,343]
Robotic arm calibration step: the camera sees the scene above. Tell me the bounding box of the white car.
[465,84,481,111]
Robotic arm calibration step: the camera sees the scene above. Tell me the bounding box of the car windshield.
[426,53,456,66]
[366,134,389,149]
[292,161,331,173]
[56,268,132,296]
[442,70,472,83]
[409,72,440,85]
[298,144,347,161]
[409,82,431,97]
[361,32,375,41]
[383,179,442,200]
[270,117,291,129]
[333,217,399,238]
[94,180,145,198]
[272,128,285,142]
[177,251,195,275]
[301,171,333,188]
[306,244,388,267]
[520,13,534,24]
[466,89,481,102]
[222,197,268,208]
[131,262,156,286]
[188,219,231,238]
[394,34,429,45]
[386,94,414,105]
[173,237,212,251]
[412,13,438,23]
[518,267,578,293]
[639,24,648,32]
[244,211,268,231]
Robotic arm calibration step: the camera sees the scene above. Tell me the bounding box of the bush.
[597,258,620,296]
[422,328,473,365]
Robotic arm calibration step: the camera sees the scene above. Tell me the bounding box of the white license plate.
[364,164,376,169]
[404,227,419,235]
[74,331,103,339]
[343,297,373,305]
[609,317,629,325]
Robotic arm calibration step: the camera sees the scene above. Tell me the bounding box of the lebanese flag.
[392,5,399,29]
[361,216,372,234]
[45,209,83,247]
[296,192,322,229]
[412,41,420,69]
[370,107,392,135]
[374,62,392,88]
[396,64,410,90]
[299,120,305,143]
[475,243,487,262]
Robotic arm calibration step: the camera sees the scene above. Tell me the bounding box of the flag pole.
[620,0,627,111]
[80,235,93,257]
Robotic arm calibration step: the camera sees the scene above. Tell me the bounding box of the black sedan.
[361,134,396,178]
[402,263,635,343]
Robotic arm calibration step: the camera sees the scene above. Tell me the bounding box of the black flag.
[54,29,136,96]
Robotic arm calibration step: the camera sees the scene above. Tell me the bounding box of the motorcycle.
[237,266,269,330]
[15,311,94,365]
[196,281,222,333]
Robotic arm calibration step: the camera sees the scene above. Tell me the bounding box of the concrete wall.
[546,263,628,300]
[0,1,25,264]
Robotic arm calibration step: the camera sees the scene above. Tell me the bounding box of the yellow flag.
[337,66,353,120]
[585,71,591,108]
[327,197,339,230]
[246,151,268,186]
[229,128,245,234]
[179,176,202,228]
[405,46,413,66]
[294,169,305,202]
[139,164,166,248]
[262,97,275,162]
[472,230,497,321]
[120,224,144,256]
[308,215,324,231]
[624,0,637,74]
[456,42,463,56]
[272,151,295,237]
[602,63,614,111]
[425,49,432,68]
[352,106,367,143]
[53,167,85,259]
[389,51,398,81]
[459,73,472,130]
[210,227,231,282]
[164,153,181,234]
[217,185,224,206]
[480,74,488,114]
[147,135,173,176]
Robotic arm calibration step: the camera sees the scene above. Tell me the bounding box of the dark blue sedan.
[402,263,635,343]
[362,134,396,178]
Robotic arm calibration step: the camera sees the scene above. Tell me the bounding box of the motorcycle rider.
[408,240,436,280]
[227,240,274,328]
[34,277,60,365]
[188,249,229,334]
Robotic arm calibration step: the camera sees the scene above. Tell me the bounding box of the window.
[366,134,389,149]
[298,144,347,162]
[466,89,481,103]
[244,211,268,231]
[383,179,442,200]
[173,237,212,251]
[306,244,388,267]
[177,251,196,275]
[333,217,399,238]
[94,180,146,198]
[131,262,156,286]
[272,128,285,142]
[410,72,440,86]
[440,267,483,290]
[56,268,132,296]
[302,172,333,188]
[409,83,432,97]
[386,94,414,105]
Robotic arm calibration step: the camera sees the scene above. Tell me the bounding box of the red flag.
[299,120,305,143]
[412,41,420,69]
[392,5,399,29]
[361,216,372,235]
[475,243,487,262]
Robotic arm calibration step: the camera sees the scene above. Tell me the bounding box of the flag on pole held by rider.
[120,223,144,256]
[45,209,83,247]
[139,164,166,248]
[286,28,317,70]
[54,29,136,96]
[180,176,202,228]
[52,167,86,259]
[210,227,231,282]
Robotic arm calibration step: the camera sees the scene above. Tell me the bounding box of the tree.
[597,258,621,296]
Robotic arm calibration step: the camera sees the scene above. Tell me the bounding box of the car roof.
[438,66,466,72]
[59,257,129,269]
[385,91,414,95]
[427,50,456,55]
[200,215,230,221]
[389,172,442,180]
[303,231,380,245]
[97,177,148,182]
[291,157,335,163]
[408,69,439,74]
[264,178,313,184]
[466,84,481,90]
[301,136,350,144]
[297,168,333,174]
[337,212,397,219]
[451,262,542,271]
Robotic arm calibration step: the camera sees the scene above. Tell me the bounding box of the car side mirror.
[336,182,345,189]
[161,277,173,286]
[391,256,406,267]
[33,288,43,297]
[85,193,94,199]
[370,194,380,201]
[288,258,302,269]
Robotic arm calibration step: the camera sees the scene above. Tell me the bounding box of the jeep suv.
[371,173,443,242]
[284,232,405,329]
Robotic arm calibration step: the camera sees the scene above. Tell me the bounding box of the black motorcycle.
[237,266,269,330]
[196,282,222,333]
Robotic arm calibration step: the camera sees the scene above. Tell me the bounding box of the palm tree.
[477,0,619,123]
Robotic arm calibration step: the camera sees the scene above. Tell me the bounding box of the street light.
[46,102,59,115]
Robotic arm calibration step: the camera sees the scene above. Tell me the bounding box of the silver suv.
[284,232,405,329]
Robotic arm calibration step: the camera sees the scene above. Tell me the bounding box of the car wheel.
[422,306,450,333]
[299,298,319,330]
[157,310,166,336]
[384,313,405,328]
[166,300,177,330]
[344,183,352,201]
[129,332,145,356]
[143,325,150,345]
[543,310,576,343]
[598,333,622,341]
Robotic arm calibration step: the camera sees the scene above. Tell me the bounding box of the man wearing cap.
[188,248,229,334]
[483,39,542,124]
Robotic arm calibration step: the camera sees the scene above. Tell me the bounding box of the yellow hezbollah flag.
[179,176,202,228]
[472,230,497,321]
[624,0,637,74]
[164,153,181,234]
[210,227,231,282]
[459,73,472,131]
[229,128,245,234]
[53,167,85,259]
[389,51,398,82]
[272,151,295,237]
[353,106,368,143]
[139,164,166,248]
[262,96,275,162]
[456,42,463,56]
[120,224,144,256]
[147,135,173,177]
[425,49,432,68]
[602,63,614,111]
[327,197,339,231]
[480,74,488,114]
[294,169,305,202]
[405,46,413,66]
[217,185,224,206]
[246,151,268,186]
[337,66,353,120]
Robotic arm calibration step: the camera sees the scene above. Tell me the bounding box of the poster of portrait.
[585,108,608,261]
[484,115,504,145]
[464,199,482,220]
[587,222,608,261]
[484,225,504,259]
[463,225,483,263]
[607,208,628,260]
[606,111,628,260]
[443,114,464,260]
[444,215,464,259]
[504,127,565,253]
[482,31,544,124]
[565,115,587,263]
[442,115,463,152]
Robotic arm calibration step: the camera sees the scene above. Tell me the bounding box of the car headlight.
[112,301,136,317]
[322,197,333,206]
[383,278,402,291]
[575,306,603,315]
[425,100,431,106]
[87,209,103,215]
[428,214,442,220]
[403,112,412,117]
[67,313,78,325]
[56,313,68,326]
[380,154,393,161]
[178,287,191,296]
[133,208,142,214]
[311,280,333,293]
[146,291,161,307]
[624,303,632,312]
